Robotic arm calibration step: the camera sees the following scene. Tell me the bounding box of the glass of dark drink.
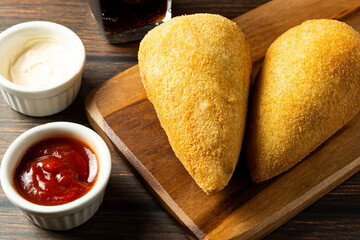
[89,0,172,43]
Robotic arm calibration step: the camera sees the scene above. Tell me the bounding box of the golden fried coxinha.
[245,19,360,182]
[138,14,252,194]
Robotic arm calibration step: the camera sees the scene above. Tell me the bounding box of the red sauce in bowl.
[13,137,98,206]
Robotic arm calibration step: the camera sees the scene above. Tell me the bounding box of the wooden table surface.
[0,0,359,239]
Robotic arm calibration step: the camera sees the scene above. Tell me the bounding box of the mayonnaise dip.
[5,36,75,88]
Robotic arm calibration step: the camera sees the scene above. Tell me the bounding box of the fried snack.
[245,19,360,182]
[138,14,252,194]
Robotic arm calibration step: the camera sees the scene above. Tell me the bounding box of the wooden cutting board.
[85,0,360,239]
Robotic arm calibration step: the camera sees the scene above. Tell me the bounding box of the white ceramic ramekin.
[0,21,85,117]
[0,122,111,230]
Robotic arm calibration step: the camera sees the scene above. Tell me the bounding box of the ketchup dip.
[13,137,98,206]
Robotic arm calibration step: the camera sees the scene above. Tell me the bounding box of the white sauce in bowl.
[6,36,75,87]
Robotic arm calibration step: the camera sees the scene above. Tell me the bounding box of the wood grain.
[85,0,360,239]
[234,0,360,62]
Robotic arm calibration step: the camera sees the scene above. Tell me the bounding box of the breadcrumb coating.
[245,19,360,182]
[138,14,252,194]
